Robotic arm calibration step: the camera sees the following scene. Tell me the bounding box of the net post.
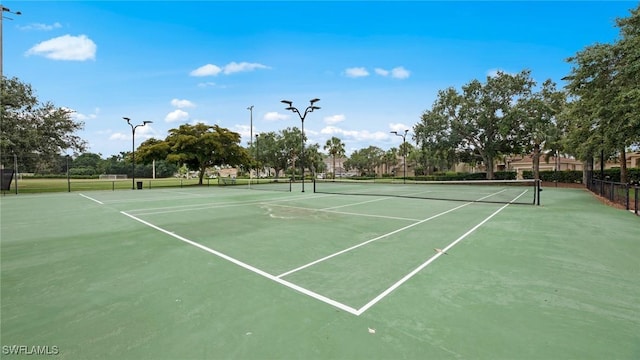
[536,179,541,206]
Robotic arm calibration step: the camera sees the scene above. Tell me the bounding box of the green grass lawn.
[4,177,220,193]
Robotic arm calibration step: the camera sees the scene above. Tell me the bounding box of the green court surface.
[1,184,638,359]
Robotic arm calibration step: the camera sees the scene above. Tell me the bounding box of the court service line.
[277,202,481,278]
[265,203,422,222]
[129,193,335,216]
[120,211,360,316]
[355,189,528,315]
[79,193,104,204]
[321,197,389,211]
[276,189,509,279]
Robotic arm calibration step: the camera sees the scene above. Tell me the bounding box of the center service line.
[355,190,528,315]
[276,189,509,279]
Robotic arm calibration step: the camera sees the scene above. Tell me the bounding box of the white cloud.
[389,123,411,134]
[109,132,128,141]
[25,34,96,61]
[71,107,100,121]
[374,66,411,79]
[320,126,388,141]
[165,109,189,122]
[135,125,155,138]
[344,67,369,78]
[190,64,223,77]
[374,68,389,76]
[190,62,269,77]
[223,61,269,74]
[18,22,63,31]
[390,66,410,79]
[197,82,217,88]
[264,111,288,121]
[170,99,195,108]
[109,125,154,141]
[324,114,345,125]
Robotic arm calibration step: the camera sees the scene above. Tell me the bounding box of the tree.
[252,132,283,178]
[304,143,326,178]
[344,146,384,176]
[514,79,566,180]
[383,148,398,175]
[565,4,640,183]
[138,123,249,185]
[324,136,346,179]
[1,77,87,172]
[280,127,303,179]
[416,70,534,179]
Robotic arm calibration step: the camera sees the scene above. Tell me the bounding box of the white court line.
[120,211,360,315]
[128,193,334,216]
[355,189,528,315]
[277,189,509,278]
[79,193,104,204]
[321,197,389,210]
[275,195,497,279]
[266,203,422,222]
[102,193,219,205]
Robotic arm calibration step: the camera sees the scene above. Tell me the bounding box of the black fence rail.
[587,178,639,216]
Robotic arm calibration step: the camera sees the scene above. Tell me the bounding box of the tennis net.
[313,178,541,205]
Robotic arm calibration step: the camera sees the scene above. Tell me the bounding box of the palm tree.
[324,137,346,179]
[384,148,398,176]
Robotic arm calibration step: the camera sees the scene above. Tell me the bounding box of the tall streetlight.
[255,133,260,179]
[1,5,21,80]
[247,105,254,147]
[391,129,409,184]
[247,105,254,178]
[281,98,320,192]
[123,117,152,190]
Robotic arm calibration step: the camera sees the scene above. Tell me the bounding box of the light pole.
[281,98,320,192]
[391,129,409,184]
[123,117,152,190]
[247,105,254,179]
[1,5,21,80]
[247,105,254,147]
[255,133,259,179]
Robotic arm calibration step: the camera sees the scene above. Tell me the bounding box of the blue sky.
[3,1,636,158]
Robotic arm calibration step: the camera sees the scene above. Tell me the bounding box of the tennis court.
[1,182,638,359]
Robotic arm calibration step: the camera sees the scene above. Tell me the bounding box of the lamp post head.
[281,100,293,106]
[309,98,320,105]
[143,121,153,125]
[285,106,296,111]
[390,131,398,135]
[310,106,321,111]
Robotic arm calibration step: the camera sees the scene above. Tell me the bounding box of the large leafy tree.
[254,131,284,178]
[1,77,87,172]
[138,123,249,185]
[324,136,345,179]
[304,143,326,177]
[280,127,304,179]
[383,148,398,175]
[514,79,566,180]
[565,4,640,183]
[416,70,534,179]
[344,146,384,176]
